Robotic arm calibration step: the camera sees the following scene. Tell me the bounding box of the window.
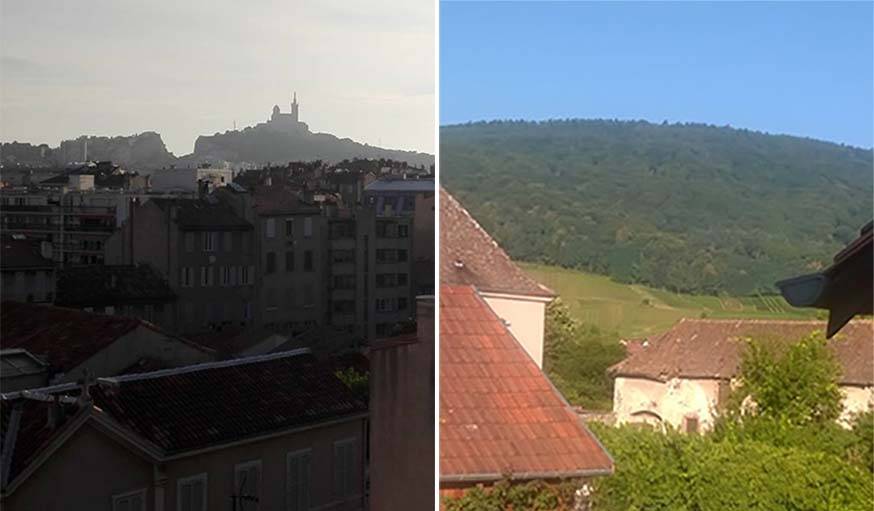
[177,473,207,511]
[304,251,313,272]
[303,284,314,307]
[398,224,409,238]
[330,222,354,239]
[285,251,295,272]
[376,298,395,312]
[333,439,356,499]
[203,232,217,252]
[398,249,408,262]
[112,488,146,511]
[239,266,249,286]
[287,449,312,511]
[200,266,214,287]
[376,273,398,288]
[285,218,294,237]
[398,273,408,286]
[333,300,355,313]
[376,222,398,238]
[234,460,261,509]
[223,231,233,252]
[266,252,276,274]
[331,250,354,264]
[184,232,194,252]
[181,267,193,287]
[333,275,355,289]
[398,297,408,311]
[303,217,312,238]
[266,218,276,238]
[684,415,700,434]
[266,288,278,311]
[220,266,231,286]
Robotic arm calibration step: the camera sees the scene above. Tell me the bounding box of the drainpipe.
[153,464,167,511]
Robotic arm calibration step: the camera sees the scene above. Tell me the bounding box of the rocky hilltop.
[191,124,433,168]
[2,100,433,170]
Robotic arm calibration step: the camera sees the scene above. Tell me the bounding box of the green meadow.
[521,263,821,339]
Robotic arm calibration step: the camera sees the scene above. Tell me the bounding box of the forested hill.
[440,120,873,295]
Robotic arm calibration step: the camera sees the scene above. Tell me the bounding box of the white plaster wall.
[480,293,548,368]
[613,376,721,431]
[839,385,873,426]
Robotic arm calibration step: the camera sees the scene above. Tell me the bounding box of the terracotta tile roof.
[55,264,175,308]
[610,318,874,386]
[1,302,144,375]
[0,239,53,270]
[1,351,367,485]
[440,189,554,297]
[151,198,252,231]
[440,285,612,482]
[0,302,210,376]
[252,186,319,215]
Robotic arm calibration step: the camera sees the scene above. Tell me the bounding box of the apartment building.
[104,197,257,334]
[250,186,326,334]
[327,208,415,340]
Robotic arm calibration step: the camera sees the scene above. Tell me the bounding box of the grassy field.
[522,263,821,338]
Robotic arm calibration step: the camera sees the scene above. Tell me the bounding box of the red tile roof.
[0,239,53,270]
[90,351,366,453]
[440,285,612,483]
[0,302,209,375]
[1,350,367,486]
[610,318,874,385]
[440,189,554,297]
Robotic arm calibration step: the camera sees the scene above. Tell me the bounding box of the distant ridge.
[441,119,873,295]
[1,101,434,169]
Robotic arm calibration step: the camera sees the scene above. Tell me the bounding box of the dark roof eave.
[440,466,614,485]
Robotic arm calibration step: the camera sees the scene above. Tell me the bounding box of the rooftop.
[0,238,53,271]
[0,302,204,375]
[55,264,175,308]
[150,198,252,231]
[609,318,874,385]
[440,285,612,483]
[365,178,434,193]
[1,349,367,489]
[440,189,554,297]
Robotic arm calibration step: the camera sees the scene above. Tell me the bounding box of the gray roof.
[364,179,434,193]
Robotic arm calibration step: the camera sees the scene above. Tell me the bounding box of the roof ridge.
[101,348,312,383]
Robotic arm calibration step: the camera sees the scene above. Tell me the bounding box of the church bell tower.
[291,92,299,123]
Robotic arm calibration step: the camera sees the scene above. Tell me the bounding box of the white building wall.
[839,385,874,425]
[614,376,873,431]
[480,292,549,368]
[613,376,721,431]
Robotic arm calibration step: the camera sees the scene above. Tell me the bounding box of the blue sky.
[441,2,874,148]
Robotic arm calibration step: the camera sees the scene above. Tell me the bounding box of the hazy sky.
[1,0,435,155]
[442,2,874,149]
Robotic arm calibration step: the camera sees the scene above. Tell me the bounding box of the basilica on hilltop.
[266,93,309,132]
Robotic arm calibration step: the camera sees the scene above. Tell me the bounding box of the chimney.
[46,395,66,429]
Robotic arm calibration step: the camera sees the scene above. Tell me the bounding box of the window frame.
[286,448,313,511]
[332,438,356,499]
[176,472,208,511]
[266,218,276,239]
[112,488,146,511]
[233,459,262,508]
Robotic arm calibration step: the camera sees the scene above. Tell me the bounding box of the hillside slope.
[441,120,873,295]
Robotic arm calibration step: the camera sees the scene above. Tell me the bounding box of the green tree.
[543,298,625,410]
[727,332,843,425]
